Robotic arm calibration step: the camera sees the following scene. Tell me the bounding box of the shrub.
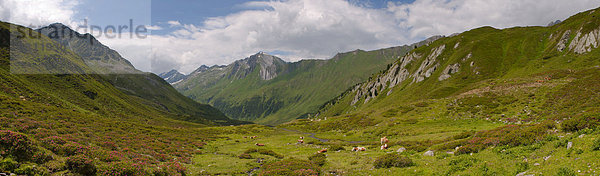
[31,151,53,164]
[14,164,49,176]
[259,158,320,176]
[65,154,96,175]
[373,153,414,169]
[0,130,35,160]
[514,162,528,174]
[329,145,345,151]
[453,131,475,140]
[98,161,148,176]
[455,144,484,155]
[308,153,326,166]
[244,148,284,159]
[40,136,66,153]
[562,114,600,132]
[0,157,18,173]
[592,138,600,151]
[554,139,569,148]
[556,167,576,176]
[448,157,478,174]
[238,153,253,159]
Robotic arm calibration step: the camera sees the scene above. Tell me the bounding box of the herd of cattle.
[247,135,393,153]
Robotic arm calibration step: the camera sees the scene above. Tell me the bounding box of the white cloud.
[387,0,600,39]
[3,0,600,74]
[167,20,181,27]
[145,25,162,30]
[139,0,600,74]
[0,0,80,28]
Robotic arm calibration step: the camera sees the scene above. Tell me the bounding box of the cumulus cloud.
[387,0,600,39]
[0,0,80,28]
[139,0,600,74]
[2,0,600,74]
[167,20,181,27]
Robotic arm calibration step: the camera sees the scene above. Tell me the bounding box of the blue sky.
[2,0,600,73]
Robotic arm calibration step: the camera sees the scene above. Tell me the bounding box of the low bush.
[308,153,326,166]
[562,114,600,132]
[65,154,96,175]
[259,158,320,176]
[373,153,414,169]
[0,130,35,160]
[556,167,576,176]
[238,153,253,159]
[0,157,18,173]
[514,162,528,175]
[592,138,600,151]
[97,161,149,176]
[456,121,555,155]
[13,163,49,176]
[329,145,345,151]
[448,157,478,174]
[244,148,284,159]
[554,139,569,148]
[455,144,484,155]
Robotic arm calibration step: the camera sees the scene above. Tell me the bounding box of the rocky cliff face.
[568,27,600,54]
[229,52,286,80]
[349,40,451,105]
[36,23,139,74]
[158,69,187,84]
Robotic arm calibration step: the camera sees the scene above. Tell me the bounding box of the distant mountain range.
[169,36,442,125]
[158,69,187,84]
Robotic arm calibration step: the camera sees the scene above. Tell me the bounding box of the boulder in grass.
[423,150,434,156]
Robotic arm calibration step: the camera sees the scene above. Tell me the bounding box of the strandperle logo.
[9,19,152,74]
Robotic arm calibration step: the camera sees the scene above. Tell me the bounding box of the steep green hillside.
[0,21,249,175]
[35,23,244,125]
[317,8,600,120]
[176,37,440,125]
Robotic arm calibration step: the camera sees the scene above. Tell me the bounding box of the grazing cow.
[318,148,328,153]
[352,147,366,151]
[255,143,264,146]
[297,140,304,144]
[380,136,389,145]
[380,144,389,150]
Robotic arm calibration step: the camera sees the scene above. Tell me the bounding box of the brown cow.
[255,143,264,146]
[352,147,366,151]
[318,148,328,153]
[536,80,544,83]
[380,136,389,145]
[380,144,388,150]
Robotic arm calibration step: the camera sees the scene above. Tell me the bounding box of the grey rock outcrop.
[438,63,460,81]
[351,52,421,105]
[568,27,600,54]
[412,45,445,83]
[557,30,571,52]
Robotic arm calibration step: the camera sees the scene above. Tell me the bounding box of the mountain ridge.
[174,36,442,124]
